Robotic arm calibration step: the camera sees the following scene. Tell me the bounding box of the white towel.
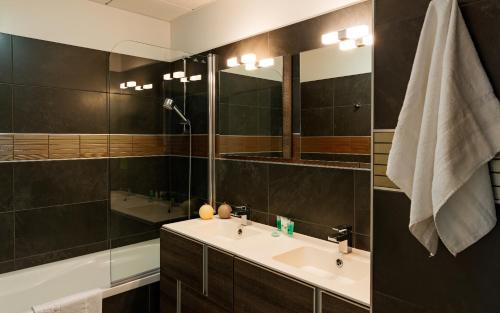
[32,289,102,313]
[387,0,500,256]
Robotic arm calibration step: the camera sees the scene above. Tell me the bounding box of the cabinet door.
[160,274,177,313]
[234,258,315,313]
[160,229,204,293]
[321,291,369,313]
[181,284,229,313]
[207,247,234,312]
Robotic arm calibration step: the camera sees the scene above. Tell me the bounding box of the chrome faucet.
[231,205,251,226]
[328,225,353,254]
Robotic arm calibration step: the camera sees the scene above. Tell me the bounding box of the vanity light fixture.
[258,58,274,68]
[240,53,256,64]
[245,63,258,71]
[173,71,185,79]
[227,57,240,67]
[339,39,356,51]
[143,84,153,89]
[180,77,189,83]
[345,25,369,40]
[126,81,137,87]
[190,75,202,81]
[163,73,172,80]
[321,32,339,45]
[356,35,374,47]
[120,83,127,89]
[135,86,143,91]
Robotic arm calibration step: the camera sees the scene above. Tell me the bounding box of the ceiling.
[89,0,216,22]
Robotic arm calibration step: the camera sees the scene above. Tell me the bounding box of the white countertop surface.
[163,216,370,306]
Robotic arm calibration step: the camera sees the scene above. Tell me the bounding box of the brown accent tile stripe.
[301,136,371,155]
[216,135,282,155]
[14,134,49,160]
[49,135,79,159]
[80,135,108,158]
[374,130,500,201]
[0,134,13,161]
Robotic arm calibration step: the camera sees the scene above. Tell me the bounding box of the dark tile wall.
[212,1,372,249]
[103,282,160,313]
[216,159,370,249]
[301,74,371,136]
[373,0,500,312]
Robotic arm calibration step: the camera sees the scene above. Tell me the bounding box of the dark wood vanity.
[160,228,368,313]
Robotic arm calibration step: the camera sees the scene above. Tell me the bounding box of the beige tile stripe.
[373,130,500,202]
[0,133,182,161]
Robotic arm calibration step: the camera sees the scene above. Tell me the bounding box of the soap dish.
[271,230,281,237]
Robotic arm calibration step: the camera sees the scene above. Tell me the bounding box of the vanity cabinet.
[233,258,315,313]
[160,230,204,293]
[207,247,234,312]
[321,291,369,313]
[181,285,228,313]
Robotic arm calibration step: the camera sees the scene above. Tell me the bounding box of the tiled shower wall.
[373,1,500,312]
[0,33,208,275]
[211,1,373,250]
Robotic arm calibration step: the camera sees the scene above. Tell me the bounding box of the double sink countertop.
[163,216,370,306]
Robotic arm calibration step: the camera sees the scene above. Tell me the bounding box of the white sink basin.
[272,246,369,283]
[189,219,263,242]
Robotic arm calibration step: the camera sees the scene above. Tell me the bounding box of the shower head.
[163,98,190,125]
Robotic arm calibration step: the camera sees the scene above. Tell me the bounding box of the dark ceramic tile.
[354,171,371,235]
[373,291,435,313]
[334,105,371,136]
[215,159,268,212]
[269,17,322,56]
[373,190,500,313]
[186,93,208,134]
[0,212,14,262]
[251,210,269,225]
[13,159,108,211]
[0,33,12,83]
[168,156,208,204]
[15,241,108,271]
[0,163,13,212]
[374,0,429,26]
[12,36,107,92]
[374,16,424,129]
[293,219,333,241]
[460,0,500,95]
[103,285,149,313]
[0,84,12,132]
[0,260,15,275]
[258,107,282,136]
[301,107,333,136]
[301,79,334,109]
[110,93,162,134]
[109,210,158,241]
[354,233,370,251]
[13,85,107,133]
[226,104,260,135]
[269,164,354,227]
[15,201,108,258]
[334,73,371,107]
[111,229,159,249]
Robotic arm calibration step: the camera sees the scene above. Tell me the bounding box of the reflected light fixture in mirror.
[126,81,136,87]
[120,82,127,89]
[244,63,257,71]
[173,71,185,78]
[357,35,374,47]
[135,86,143,91]
[322,32,339,45]
[180,77,189,83]
[258,58,275,68]
[345,25,369,39]
[163,73,172,80]
[190,75,202,81]
[227,57,240,67]
[240,53,256,64]
[339,39,356,51]
[143,84,153,89]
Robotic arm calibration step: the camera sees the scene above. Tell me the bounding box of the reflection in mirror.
[299,45,371,166]
[217,56,283,158]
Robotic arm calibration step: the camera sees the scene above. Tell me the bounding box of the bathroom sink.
[190,219,263,241]
[272,246,369,282]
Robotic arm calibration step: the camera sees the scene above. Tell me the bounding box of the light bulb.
[241,53,256,64]
[245,63,257,71]
[173,71,185,78]
[346,25,369,39]
[143,84,153,89]
[226,57,240,67]
[190,75,202,81]
[258,58,274,68]
[180,77,189,83]
[120,83,127,89]
[163,73,172,80]
[339,39,356,51]
[321,32,339,45]
[126,81,136,87]
[135,86,142,91]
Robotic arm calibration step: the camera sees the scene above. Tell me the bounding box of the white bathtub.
[0,239,160,313]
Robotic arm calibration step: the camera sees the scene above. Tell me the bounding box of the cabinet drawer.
[234,258,315,313]
[160,274,177,313]
[160,229,204,293]
[207,247,234,312]
[321,291,369,313]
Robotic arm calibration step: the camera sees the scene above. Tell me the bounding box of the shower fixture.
[163,98,190,125]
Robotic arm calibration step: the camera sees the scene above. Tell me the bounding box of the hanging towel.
[32,289,102,313]
[386,0,500,256]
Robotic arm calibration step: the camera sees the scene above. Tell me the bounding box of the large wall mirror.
[217,56,284,158]
[299,45,372,166]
